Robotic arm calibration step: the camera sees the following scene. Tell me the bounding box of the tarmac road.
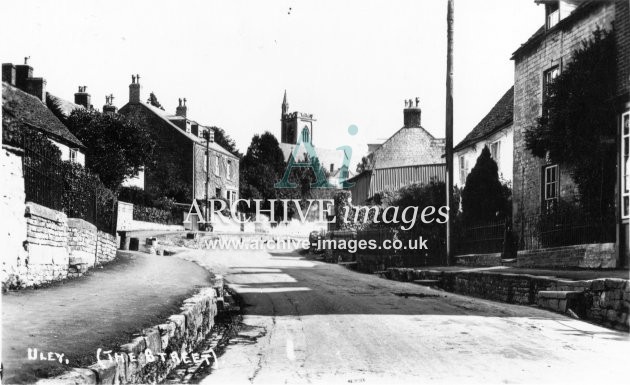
[173,246,629,385]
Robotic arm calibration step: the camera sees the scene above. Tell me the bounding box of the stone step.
[412,279,440,286]
[537,290,583,313]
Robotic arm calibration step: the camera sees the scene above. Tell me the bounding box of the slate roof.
[454,86,513,152]
[135,102,238,159]
[2,82,84,148]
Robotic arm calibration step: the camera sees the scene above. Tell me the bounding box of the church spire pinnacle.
[282,90,289,115]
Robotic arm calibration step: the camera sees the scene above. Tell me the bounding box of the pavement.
[170,246,630,385]
[1,250,212,384]
[401,265,630,280]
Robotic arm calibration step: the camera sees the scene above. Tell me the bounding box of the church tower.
[280,90,316,145]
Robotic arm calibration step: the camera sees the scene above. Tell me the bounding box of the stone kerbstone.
[88,359,117,385]
[143,327,162,354]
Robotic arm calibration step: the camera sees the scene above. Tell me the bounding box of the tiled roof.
[454,86,513,152]
[138,102,238,159]
[2,82,84,148]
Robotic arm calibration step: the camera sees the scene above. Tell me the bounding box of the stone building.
[118,76,239,205]
[348,99,446,204]
[511,0,629,266]
[454,87,513,187]
[278,91,352,187]
[2,62,86,165]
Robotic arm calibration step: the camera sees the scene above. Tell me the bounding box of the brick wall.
[512,3,617,230]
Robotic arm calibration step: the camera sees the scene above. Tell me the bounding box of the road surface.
[1,251,211,384]
[170,246,629,384]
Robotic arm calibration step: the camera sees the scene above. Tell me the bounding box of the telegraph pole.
[445,0,455,265]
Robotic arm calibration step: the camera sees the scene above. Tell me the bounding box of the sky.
[1,0,543,168]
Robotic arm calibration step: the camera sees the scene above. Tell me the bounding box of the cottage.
[348,100,446,204]
[118,76,239,206]
[2,62,85,165]
[454,87,513,187]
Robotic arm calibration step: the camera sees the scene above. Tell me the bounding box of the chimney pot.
[129,75,141,104]
[74,86,91,108]
[175,97,187,118]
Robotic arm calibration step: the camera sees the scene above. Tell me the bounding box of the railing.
[517,210,616,250]
[22,133,64,212]
[455,218,509,255]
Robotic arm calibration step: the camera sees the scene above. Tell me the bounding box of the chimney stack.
[129,74,141,104]
[103,94,117,114]
[26,78,46,101]
[74,86,91,109]
[2,63,16,85]
[15,62,33,90]
[176,97,187,118]
[403,97,422,128]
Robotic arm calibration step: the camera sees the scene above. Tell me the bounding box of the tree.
[355,156,371,174]
[210,126,242,158]
[147,92,164,110]
[524,28,616,215]
[239,132,286,214]
[461,146,510,224]
[65,109,156,191]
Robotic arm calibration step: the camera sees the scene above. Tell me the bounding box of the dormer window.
[546,2,560,29]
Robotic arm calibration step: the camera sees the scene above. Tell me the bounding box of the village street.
[170,246,630,384]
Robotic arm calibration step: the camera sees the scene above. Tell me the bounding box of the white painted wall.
[122,169,145,189]
[50,139,85,166]
[453,125,513,187]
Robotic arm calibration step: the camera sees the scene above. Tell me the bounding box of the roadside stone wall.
[38,281,223,384]
[22,202,70,287]
[454,253,502,267]
[516,243,616,269]
[96,231,117,265]
[383,268,629,331]
[68,218,98,276]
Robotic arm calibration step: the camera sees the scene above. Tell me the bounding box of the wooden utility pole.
[445,0,454,265]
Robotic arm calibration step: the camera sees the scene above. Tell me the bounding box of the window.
[330,163,334,173]
[69,148,78,163]
[215,155,220,176]
[459,155,469,185]
[546,3,560,29]
[543,66,560,106]
[489,141,501,167]
[203,153,208,172]
[622,111,629,219]
[227,190,236,206]
[215,188,222,198]
[543,164,559,213]
[227,160,233,180]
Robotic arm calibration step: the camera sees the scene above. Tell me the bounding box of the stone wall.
[516,243,616,269]
[22,202,70,287]
[96,231,118,265]
[383,267,629,331]
[38,281,223,384]
[1,147,28,288]
[454,253,503,267]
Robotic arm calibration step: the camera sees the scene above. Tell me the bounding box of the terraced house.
[118,76,239,206]
[511,0,629,267]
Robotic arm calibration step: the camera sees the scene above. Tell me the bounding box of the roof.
[279,142,348,172]
[47,93,84,117]
[454,86,513,152]
[511,1,599,60]
[128,101,238,159]
[2,82,84,148]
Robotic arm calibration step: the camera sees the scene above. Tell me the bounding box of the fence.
[22,132,63,212]
[455,218,509,255]
[21,131,117,235]
[517,210,616,250]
